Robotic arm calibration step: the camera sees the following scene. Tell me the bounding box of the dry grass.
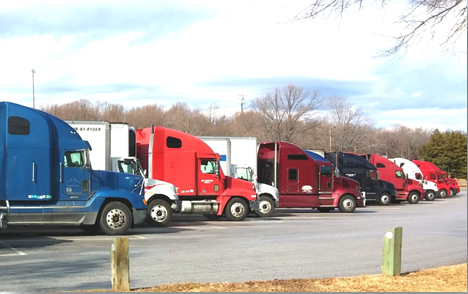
[82,263,467,292]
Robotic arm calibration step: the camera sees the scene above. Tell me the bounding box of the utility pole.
[329,129,332,152]
[31,69,36,109]
[239,94,245,114]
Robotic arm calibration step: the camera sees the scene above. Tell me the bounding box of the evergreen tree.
[418,130,467,179]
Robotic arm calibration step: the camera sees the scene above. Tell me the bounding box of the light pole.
[31,69,36,109]
[239,94,245,114]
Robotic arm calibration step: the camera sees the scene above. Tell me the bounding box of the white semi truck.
[67,121,180,226]
[198,136,279,217]
[389,157,438,201]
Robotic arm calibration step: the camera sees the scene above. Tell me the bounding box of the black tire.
[425,190,436,201]
[99,202,132,235]
[146,199,172,227]
[80,224,101,234]
[449,188,455,197]
[203,214,222,221]
[407,192,420,204]
[225,198,249,221]
[317,207,334,212]
[439,188,447,198]
[379,193,392,206]
[254,196,275,217]
[338,195,357,213]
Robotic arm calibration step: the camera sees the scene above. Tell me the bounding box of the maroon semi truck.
[257,142,365,213]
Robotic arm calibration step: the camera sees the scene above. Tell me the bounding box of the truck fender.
[93,190,146,210]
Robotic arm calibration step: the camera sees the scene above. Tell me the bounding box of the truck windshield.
[236,167,253,181]
[201,160,217,174]
[117,159,138,174]
[64,150,88,168]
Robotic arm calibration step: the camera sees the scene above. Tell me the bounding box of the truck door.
[198,158,224,196]
[319,165,333,194]
[62,150,93,201]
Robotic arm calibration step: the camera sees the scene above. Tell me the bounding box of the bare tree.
[327,96,373,152]
[294,0,467,55]
[250,84,322,144]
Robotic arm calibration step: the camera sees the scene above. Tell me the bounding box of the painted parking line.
[0,241,27,256]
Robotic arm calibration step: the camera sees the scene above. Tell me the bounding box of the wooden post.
[111,237,130,291]
[382,227,402,276]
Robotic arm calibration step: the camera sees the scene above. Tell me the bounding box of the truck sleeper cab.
[360,154,424,204]
[325,152,397,206]
[136,127,258,221]
[0,102,147,235]
[257,142,364,213]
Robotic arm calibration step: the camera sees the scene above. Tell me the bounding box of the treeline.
[39,84,466,178]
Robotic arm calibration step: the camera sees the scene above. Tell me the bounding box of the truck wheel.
[425,190,436,201]
[338,195,357,213]
[99,202,132,235]
[379,193,392,206]
[449,188,455,197]
[146,199,172,227]
[203,214,222,221]
[407,192,420,204]
[225,198,249,221]
[317,207,334,212]
[254,196,275,217]
[439,188,447,198]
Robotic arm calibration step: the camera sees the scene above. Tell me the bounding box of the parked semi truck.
[136,127,258,221]
[257,142,365,213]
[389,158,438,201]
[360,154,424,204]
[198,136,279,217]
[66,121,179,227]
[413,160,458,197]
[0,102,147,235]
[325,152,397,205]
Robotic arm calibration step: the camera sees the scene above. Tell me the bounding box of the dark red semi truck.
[360,154,425,204]
[257,142,365,213]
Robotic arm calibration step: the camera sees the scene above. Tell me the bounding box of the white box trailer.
[67,121,180,227]
[198,136,278,217]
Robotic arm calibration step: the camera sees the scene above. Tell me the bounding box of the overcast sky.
[1,0,466,132]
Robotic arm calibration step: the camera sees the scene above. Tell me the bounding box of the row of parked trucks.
[0,102,460,234]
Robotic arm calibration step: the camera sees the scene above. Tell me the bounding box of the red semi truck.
[360,154,425,204]
[136,126,258,221]
[257,142,365,213]
[413,160,459,197]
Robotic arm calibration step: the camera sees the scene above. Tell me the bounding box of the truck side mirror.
[215,161,220,177]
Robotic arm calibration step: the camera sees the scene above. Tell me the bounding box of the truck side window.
[345,159,355,165]
[288,169,298,181]
[377,163,386,168]
[8,116,30,135]
[395,171,403,178]
[320,166,332,177]
[167,136,182,148]
[415,173,423,180]
[64,151,85,168]
[201,160,216,174]
[429,174,436,180]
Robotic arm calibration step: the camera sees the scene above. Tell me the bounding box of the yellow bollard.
[111,237,130,291]
[382,227,402,276]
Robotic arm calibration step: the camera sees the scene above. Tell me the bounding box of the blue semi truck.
[0,102,147,235]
